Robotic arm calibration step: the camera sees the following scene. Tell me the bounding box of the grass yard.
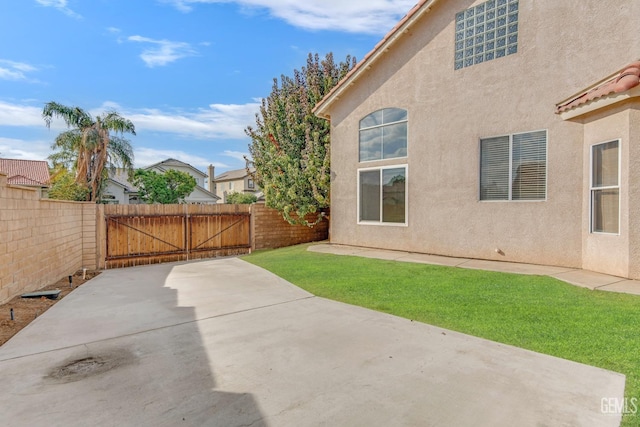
[243,244,640,426]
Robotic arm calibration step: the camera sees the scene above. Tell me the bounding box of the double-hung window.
[479,130,546,201]
[359,166,407,224]
[591,140,619,234]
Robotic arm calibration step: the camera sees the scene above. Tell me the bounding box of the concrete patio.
[0,257,626,426]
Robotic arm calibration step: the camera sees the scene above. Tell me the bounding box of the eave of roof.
[144,158,207,177]
[7,175,47,187]
[313,0,442,119]
[556,60,640,120]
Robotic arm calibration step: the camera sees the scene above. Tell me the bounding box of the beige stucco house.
[314,0,640,279]
[210,166,261,203]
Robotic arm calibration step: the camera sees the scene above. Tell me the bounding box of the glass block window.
[480,130,546,201]
[455,0,519,70]
[359,108,408,162]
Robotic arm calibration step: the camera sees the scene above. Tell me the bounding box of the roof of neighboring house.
[144,158,207,178]
[556,61,640,115]
[0,158,50,187]
[314,0,441,118]
[108,169,138,193]
[187,185,220,201]
[214,167,255,182]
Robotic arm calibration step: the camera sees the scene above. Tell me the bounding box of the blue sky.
[0,0,416,174]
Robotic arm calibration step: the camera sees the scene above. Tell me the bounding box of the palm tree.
[43,102,136,201]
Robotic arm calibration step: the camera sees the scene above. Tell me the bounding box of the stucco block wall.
[326,0,640,272]
[0,173,96,304]
[251,204,328,251]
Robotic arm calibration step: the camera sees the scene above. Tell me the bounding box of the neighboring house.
[314,0,640,279]
[102,158,219,204]
[101,169,140,205]
[0,158,50,198]
[210,165,261,203]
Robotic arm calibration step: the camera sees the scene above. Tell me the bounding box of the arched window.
[359,108,407,162]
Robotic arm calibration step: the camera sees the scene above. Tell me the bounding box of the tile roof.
[0,158,50,187]
[214,167,255,182]
[556,61,640,114]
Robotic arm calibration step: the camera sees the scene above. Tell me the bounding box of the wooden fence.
[99,204,251,268]
[96,203,329,269]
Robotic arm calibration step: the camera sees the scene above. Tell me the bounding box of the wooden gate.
[102,204,251,268]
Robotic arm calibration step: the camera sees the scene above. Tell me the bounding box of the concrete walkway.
[308,243,640,296]
[0,257,626,426]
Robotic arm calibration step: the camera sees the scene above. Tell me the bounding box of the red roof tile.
[0,158,50,186]
[556,61,640,114]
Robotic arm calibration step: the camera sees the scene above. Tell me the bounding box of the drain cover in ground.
[21,290,61,300]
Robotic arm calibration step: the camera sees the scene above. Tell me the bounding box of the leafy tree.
[132,169,196,204]
[226,192,257,204]
[246,52,356,226]
[43,101,135,202]
[48,165,89,201]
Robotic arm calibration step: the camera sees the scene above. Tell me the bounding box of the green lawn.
[243,244,640,426]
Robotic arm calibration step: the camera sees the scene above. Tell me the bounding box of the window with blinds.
[480,130,546,201]
[591,140,619,234]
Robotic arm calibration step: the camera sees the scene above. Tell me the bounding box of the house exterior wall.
[629,106,640,279]
[102,181,129,205]
[327,0,640,274]
[0,174,96,304]
[145,162,217,204]
[578,104,637,277]
[148,163,206,188]
[216,177,258,202]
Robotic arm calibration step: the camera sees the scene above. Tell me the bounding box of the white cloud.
[0,101,46,127]
[128,35,198,67]
[0,60,38,81]
[0,138,51,161]
[222,150,249,163]
[98,100,260,140]
[35,0,82,19]
[134,147,229,170]
[160,0,416,34]
[0,99,260,140]
[0,101,70,131]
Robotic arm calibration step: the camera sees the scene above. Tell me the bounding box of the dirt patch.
[46,348,136,383]
[0,271,99,347]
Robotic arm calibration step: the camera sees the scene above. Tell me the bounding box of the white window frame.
[479,129,548,202]
[357,164,408,226]
[359,108,408,163]
[590,139,621,235]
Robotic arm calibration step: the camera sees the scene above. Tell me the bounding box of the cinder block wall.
[251,203,328,250]
[0,173,96,304]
